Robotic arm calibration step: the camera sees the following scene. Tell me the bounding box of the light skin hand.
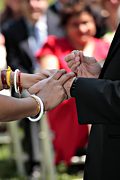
[28,69,75,111]
[65,51,101,78]
[20,69,57,90]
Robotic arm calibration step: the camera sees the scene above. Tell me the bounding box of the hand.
[64,77,76,98]
[28,69,75,111]
[0,34,5,45]
[20,69,57,89]
[65,50,101,78]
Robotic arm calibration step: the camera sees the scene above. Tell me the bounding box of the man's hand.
[28,69,75,111]
[64,77,76,99]
[65,50,101,78]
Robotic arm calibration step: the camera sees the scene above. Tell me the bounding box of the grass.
[0,144,83,179]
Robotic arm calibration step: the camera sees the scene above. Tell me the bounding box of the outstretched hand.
[28,69,75,111]
[20,69,57,90]
[65,50,101,78]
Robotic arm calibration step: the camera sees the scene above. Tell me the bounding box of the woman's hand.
[65,50,101,78]
[28,69,75,111]
[20,69,57,89]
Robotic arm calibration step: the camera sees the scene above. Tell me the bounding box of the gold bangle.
[6,66,12,88]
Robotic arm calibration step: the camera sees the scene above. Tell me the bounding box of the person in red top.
[36,1,110,166]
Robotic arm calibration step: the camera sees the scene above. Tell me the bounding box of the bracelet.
[1,69,9,89]
[28,94,44,122]
[6,66,12,88]
[14,69,20,94]
[18,71,22,94]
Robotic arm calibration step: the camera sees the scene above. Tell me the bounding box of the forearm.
[0,95,38,122]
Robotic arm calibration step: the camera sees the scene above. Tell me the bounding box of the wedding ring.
[72,50,80,55]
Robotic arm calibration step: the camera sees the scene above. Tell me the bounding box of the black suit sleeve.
[71,77,120,124]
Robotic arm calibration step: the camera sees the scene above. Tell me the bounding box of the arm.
[0,70,75,122]
[70,77,120,124]
[0,95,39,122]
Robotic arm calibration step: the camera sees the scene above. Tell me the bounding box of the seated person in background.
[36,1,110,166]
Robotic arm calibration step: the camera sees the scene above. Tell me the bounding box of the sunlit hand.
[20,69,57,90]
[65,50,101,78]
[28,69,75,111]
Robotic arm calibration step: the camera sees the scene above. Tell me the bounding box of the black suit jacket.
[71,23,120,180]
[2,17,36,73]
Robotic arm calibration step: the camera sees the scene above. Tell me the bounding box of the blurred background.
[0,0,120,179]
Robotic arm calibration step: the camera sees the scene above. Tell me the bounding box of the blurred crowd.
[0,0,120,178]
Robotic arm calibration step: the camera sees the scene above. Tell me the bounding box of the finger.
[67,60,76,68]
[71,50,81,62]
[64,53,75,63]
[85,57,97,64]
[58,72,75,85]
[71,61,80,72]
[51,69,66,80]
[49,69,58,75]
[72,50,79,54]
[37,69,55,78]
[79,51,84,63]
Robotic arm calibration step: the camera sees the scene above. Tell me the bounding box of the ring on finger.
[72,50,80,55]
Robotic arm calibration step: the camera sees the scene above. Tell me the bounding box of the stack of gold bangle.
[1,66,12,89]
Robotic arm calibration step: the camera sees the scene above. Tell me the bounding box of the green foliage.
[0,0,4,11]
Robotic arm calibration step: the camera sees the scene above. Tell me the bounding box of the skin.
[0,69,75,122]
[21,0,48,24]
[29,69,75,110]
[101,0,120,31]
[4,0,22,17]
[64,50,101,98]
[40,10,97,71]
[65,11,96,50]
[0,69,56,91]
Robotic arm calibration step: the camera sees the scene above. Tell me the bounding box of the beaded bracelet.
[28,94,44,122]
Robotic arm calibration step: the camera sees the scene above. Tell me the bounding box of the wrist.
[28,94,44,122]
[70,77,78,97]
[10,71,14,86]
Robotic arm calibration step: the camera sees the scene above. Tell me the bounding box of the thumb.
[79,51,84,63]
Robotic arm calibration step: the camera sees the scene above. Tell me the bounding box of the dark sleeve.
[3,30,27,72]
[70,77,120,124]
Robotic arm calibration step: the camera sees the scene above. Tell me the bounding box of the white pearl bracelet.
[28,94,44,122]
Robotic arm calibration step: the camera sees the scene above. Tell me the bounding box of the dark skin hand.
[29,69,75,111]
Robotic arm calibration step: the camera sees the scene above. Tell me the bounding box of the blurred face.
[103,0,120,10]
[21,0,48,23]
[66,11,96,46]
[5,0,21,13]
